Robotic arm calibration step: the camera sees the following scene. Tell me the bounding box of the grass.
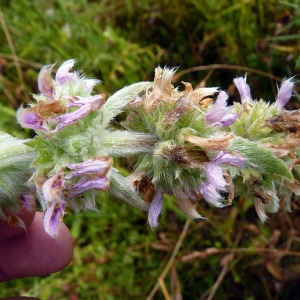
[0,0,300,299]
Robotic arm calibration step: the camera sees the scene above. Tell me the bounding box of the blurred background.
[0,0,300,299]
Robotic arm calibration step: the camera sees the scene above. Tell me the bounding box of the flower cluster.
[1,60,298,237]
[120,68,297,227]
[15,60,114,236]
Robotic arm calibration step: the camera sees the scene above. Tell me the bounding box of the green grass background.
[0,0,300,299]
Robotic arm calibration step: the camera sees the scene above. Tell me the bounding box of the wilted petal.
[184,133,233,151]
[175,190,204,219]
[275,78,295,109]
[148,188,163,228]
[190,87,219,105]
[233,76,252,104]
[69,176,110,196]
[254,197,268,223]
[38,64,55,100]
[199,181,225,207]
[55,59,78,85]
[44,200,66,237]
[205,91,237,127]
[211,151,245,167]
[42,173,64,203]
[206,163,227,191]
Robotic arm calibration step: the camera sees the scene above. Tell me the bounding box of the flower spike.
[10,60,299,236]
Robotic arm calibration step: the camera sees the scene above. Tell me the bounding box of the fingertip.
[0,201,36,240]
[0,212,73,281]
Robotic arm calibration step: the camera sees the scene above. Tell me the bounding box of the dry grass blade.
[146,219,191,300]
[0,9,27,102]
[0,52,43,69]
[172,64,282,83]
[204,230,242,300]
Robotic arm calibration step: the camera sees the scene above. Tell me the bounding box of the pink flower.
[233,76,252,103]
[199,152,245,207]
[205,91,237,127]
[67,158,112,195]
[41,157,112,237]
[66,158,111,178]
[17,107,45,132]
[199,181,224,207]
[55,59,79,85]
[69,176,110,196]
[274,78,295,109]
[148,188,163,228]
[44,200,66,237]
[49,95,104,132]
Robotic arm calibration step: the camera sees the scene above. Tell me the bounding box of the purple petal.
[233,77,252,103]
[55,59,78,85]
[218,114,238,126]
[38,64,55,100]
[66,158,112,179]
[199,181,225,207]
[44,200,66,237]
[206,163,227,191]
[205,91,237,127]
[211,151,245,167]
[148,188,163,228]
[69,176,110,196]
[50,105,91,132]
[66,94,105,111]
[17,106,45,131]
[275,78,295,109]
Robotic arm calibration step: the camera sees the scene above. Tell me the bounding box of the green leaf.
[98,81,153,129]
[230,137,293,181]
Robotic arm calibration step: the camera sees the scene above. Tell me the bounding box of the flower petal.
[38,64,55,100]
[42,173,65,204]
[66,94,105,111]
[211,151,245,167]
[218,114,238,127]
[206,163,227,191]
[66,157,112,179]
[44,200,66,237]
[50,105,92,132]
[174,190,205,219]
[199,181,225,207]
[69,176,110,196]
[55,59,78,85]
[205,91,231,126]
[17,106,43,131]
[148,188,163,228]
[233,76,252,104]
[275,78,295,109]
[254,197,268,223]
